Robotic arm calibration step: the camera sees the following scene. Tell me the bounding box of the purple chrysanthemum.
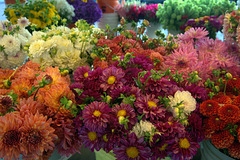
[82,101,111,132]
[113,132,151,160]
[109,85,132,101]
[124,67,142,86]
[134,94,166,121]
[73,66,90,83]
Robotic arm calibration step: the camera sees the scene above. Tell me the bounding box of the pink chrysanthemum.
[82,101,112,132]
[135,94,166,121]
[177,27,208,43]
[100,66,125,92]
[113,132,151,160]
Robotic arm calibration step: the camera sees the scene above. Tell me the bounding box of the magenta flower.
[113,132,151,160]
[82,101,111,132]
[73,66,91,83]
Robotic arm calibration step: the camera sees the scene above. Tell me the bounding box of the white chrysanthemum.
[131,120,156,138]
[17,34,28,46]
[17,17,30,28]
[31,53,55,67]
[74,39,93,55]
[0,35,21,56]
[19,28,32,40]
[52,0,75,20]
[56,26,71,33]
[51,36,74,51]
[0,52,5,61]
[30,31,47,42]
[167,90,196,118]
[28,40,46,58]
[0,51,27,69]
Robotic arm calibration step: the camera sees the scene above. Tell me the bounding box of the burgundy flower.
[73,66,90,83]
[183,84,208,102]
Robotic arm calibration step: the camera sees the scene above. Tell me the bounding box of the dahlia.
[112,103,137,129]
[20,112,57,159]
[212,94,233,105]
[112,35,127,45]
[0,112,23,160]
[73,66,91,83]
[82,101,111,132]
[207,115,227,131]
[135,94,166,121]
[113,132,151,160]
[233,95,240,106]
[168,134,200,160]
[210,51,239,69]
[228,142,240,159]
[211,130,234,149]
[199,100,220,117]
[177,27,208,43]
[183,84,208,101]
[10,78,32,100]
[100,66,125,92]
[218,104,240,124]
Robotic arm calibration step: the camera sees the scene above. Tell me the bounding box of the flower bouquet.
[0,61,82,159]
[0,18,31,69]
[181,15,223,40]
[200,72,240,159]
[67,0,102,25]
[26,20,102,71]
[4,0,60,29]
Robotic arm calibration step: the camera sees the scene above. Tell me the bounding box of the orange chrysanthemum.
[200,100,220,117]
[208,115,227,131]
[20,112,57,159]
[233,95,240,107]
[228,142,240,159]
[0,68,14,89]
[218,104,240,123]
[154,46,167,56]
[0,112,23,160]
[0,95,13,115]
[0,89,11,96]
[211,130,234,149]
[10,78,32,100]
[212,94,233,105]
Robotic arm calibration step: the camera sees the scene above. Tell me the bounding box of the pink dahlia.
[82,101,111,132]
[177,27,208,43]
[135,94,166,121]
[113,132,151,160]
[100,66,125,92]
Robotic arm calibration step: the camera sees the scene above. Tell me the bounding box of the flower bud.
[61,70,69,77]
[119,116,125,125]
[226,73,232,79]
[2,80,11,89]
[142,20,150,27]
[43,74,53,85]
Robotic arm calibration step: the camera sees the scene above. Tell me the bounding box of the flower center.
[147,101,157,108]
[177,60,187,68]
[179,138,190,149]
[103,134,108,142]
[88,132,97,141]
[28,129,42,145]
[107,76,116,84]
[126,147,139,158]
[84,72,88,78]
[93,110,101,117]
[3,130,21,146]
[207,103,212,107]
[159,143,168,151]
[117,110,127,117]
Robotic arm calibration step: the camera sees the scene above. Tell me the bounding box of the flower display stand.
[147,23,163,39]
[200,140,234,160]
[95,149,172,160]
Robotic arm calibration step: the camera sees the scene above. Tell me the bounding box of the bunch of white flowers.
[0,18,31,69]
[27,21,102,70]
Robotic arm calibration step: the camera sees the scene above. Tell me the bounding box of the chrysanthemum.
[199,100,220,117]
[10,78,32,100]
[135,94,166,121]
[131,120,156,138]
[218,104,240,124]
[20,112,57,159]
[211,130,234,149]
[167,90,196,118]
[207,115,227,132]
[212,94,233,105]
[0,112,23,160]
[0,95,13,115]
[100,66,125,92]
[17,17,30,28]
[113,132,151,160]
[121,39,142,52]
[168,135,200,160]
[227,77,240,93]
[112,35,127,45]
[82,101,111,132]
[0,68,14,89]
[73,65,91,83]
[177,27,208,43]
[112,103,137,128]
[183,84,208,101]
[99,131,114,153]
[233,95,240,106]
[228,142,240,159]
[210,51,239,69]
[123,67,142,86]
[0,35,21,56]
[129,55,154,71]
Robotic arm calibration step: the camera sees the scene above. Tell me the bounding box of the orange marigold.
[200,100,220,117]
[218,104,240,124]
[211,130,234,149]
[212,94,233,105]
[228,142,240,159]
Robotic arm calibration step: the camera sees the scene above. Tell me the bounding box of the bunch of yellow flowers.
[4,0,60,29]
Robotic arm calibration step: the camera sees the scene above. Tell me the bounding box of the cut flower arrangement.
[26,20,103,71]
[0,18,31,69]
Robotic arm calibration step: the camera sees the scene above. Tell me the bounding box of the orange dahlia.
[212,94,233,105]
[228,142,240,159]
[0,112,23,160]
[208,115,227,131]
[200,100,220,117]
[211,130,234,149]
[0,68,14,89]
[218,104,240,123]
[10,78,32,100]
[20,112,57,159]
[233,95,240,107]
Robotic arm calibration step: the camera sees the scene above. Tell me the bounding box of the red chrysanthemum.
[200,100,220,117]
[218,104,240,123]
[212,94,233,105]
[211,130,234,149]
[207,115,228,131]
[100,66,125,92]
[233,95,240,106]
[112,35,127,45]
[0,112,23,160]
[228,142,240,159]
[20,112,57,159]
[82,101,112,132]
[202,119,215,139]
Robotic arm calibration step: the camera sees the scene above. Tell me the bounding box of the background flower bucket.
[200,140,235,160]
[97,0,118,13]
[4,0,25,5]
